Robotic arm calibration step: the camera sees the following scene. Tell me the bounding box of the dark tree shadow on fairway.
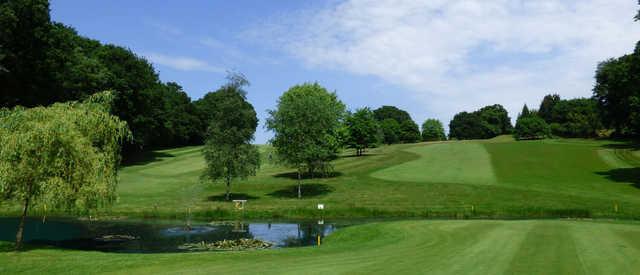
[268,183,335,198]
[272,171,343,180]
[596,168,640,188]
[339,153,379,159]
[121,151,175,167]
[206,193,260,202]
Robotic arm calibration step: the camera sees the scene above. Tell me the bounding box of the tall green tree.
[514,116,550,140]
[0,0,207,155]
[373,106,413,124]
[477,104,512,135]
[449,112,488,140]
[519,104,532,118]
[266,83,346,198]
[379,119,400,145]
[399,120,421,143]
[372,105,420,143]
[345,107,380,156]
[421,119,446,141]
[449,104,512,140]
[594,53,640,136]
[0,91,130,250]
[548,98,602,137]
[538,94,560,122]
[201,74,260,201]
[592,4,640,136]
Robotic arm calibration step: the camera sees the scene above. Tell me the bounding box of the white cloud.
[146,53,224,73]
[253,0,640,126]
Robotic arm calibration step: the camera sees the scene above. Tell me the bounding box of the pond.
[0,217,342,253]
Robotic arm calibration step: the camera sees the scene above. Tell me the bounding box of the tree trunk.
[297,168,302,199]
[225,176,231,201]
[15,196,30,251]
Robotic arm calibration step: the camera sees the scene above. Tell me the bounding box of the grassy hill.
[3,137,640,274]
[3,219,640,274]
[2,136,639,219]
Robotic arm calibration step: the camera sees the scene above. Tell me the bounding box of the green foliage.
[514,116,550,140]
[344,107,381,156]
[547,98,602,137]
[379,119,400,145]
[0,91,130,209]
[201,75,260,200]
[538,94,560,122]
[0,0,205,155]
[373,106,412,124]
[477,104,513,135]
[266,83,346,198]
[372,106,420,143]
[399,120,421,143]
[594,52,640,136]
[421,119,446,141]
[520,104,531,118]
[0,91,130,248]
[449,104,512,140]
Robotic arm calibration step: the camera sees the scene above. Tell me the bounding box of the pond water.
[0,217,341,253]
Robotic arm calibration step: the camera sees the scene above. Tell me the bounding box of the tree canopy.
[267,83,346,198]
[449,104,512,140]
[547,98,602,138]
[514,116,551,140]
[0,0,205,156]
[372,106,420,143]
[0,91,130,249]
[201,74,260,201]
[593,53,640,136]
[373,106,413,124]
[421,119,446,141]
[538,94,560,122]
[344,107,381,156]
[379,119,400,145]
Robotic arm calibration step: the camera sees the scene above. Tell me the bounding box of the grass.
[3,137,640,273]
[2,219,640,274]
[371,141,497,185]
[3,136,640,219]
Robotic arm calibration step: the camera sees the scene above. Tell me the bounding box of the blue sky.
[50,0,640,144]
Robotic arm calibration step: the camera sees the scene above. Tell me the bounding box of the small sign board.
[233,200,247,210]
[317,203,324,210]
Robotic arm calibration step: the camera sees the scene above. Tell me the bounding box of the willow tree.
[267,83,346,198]
[201,74,260,201]
[0,91,130,250]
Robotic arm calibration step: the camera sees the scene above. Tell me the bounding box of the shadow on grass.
[206,193,260,202]
[596,167,640,188]
[0,241,43,252]
[339,153,379,159]
[601,140,640,150]
[122,151,175,167]
[272,171,343,180]
[268,183,335,198]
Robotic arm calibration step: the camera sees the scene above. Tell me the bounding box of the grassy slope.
[111,137,640,219]
[4,137,640,219]
[2,219,640,274]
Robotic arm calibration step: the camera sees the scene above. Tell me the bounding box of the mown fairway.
[3,219,640,274]
[112,137,640,218]
[2,137,640,274]
[3,136,639,219]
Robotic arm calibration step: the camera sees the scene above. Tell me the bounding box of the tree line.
[0,0,211,156]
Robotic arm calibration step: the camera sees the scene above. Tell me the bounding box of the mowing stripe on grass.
[370,142,497,185]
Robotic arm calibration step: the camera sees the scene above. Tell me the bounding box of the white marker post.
[317,203,325,246]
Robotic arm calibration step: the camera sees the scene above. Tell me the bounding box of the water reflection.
[0,217,339,253]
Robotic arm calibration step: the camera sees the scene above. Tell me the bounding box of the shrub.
[514,116,551,140]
